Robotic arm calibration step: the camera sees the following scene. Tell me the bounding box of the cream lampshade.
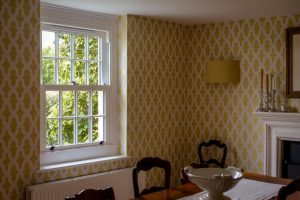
[206,60,240,84]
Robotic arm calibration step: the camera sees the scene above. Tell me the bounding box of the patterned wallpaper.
[0,0,40,199]
[126,15,188,186]
[183,15,300,173]
[126,14,300,185]
[1,0,300,199]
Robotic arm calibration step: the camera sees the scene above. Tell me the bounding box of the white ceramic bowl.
[185,167,243,200]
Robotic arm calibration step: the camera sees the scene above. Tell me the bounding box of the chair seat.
[140,186,166,196]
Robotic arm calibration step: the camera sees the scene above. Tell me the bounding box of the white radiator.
[26,168,145,200]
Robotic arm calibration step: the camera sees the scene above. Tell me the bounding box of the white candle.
[270,74,273,91]
[266,74,269,93]
[261,69,263,89]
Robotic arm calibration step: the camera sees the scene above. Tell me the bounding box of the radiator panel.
[26,168,140,200]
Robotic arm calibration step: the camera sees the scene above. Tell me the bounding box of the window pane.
[78,118,88,143]
[92,91,103,115]
[59,33,71,58]
[46,91,59,117]
[74,61,85,84]
[62,91,74,116]
[78,91,89,116]
[92,117,103,142]
[46,119,58,146]
[42,58,55,84]
[89,62,98,85]
[74,34,85,59]
[62,119,74,145]
[42,31,55,57]
[89,36,98,60]
[41,26,110,151]
[59,59,71,84]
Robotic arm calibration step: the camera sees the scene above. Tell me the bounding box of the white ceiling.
[41,0,300,24]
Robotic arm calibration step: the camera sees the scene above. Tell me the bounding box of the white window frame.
[40,3,120,169]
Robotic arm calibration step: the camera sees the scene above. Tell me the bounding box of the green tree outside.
[42,31,103,147]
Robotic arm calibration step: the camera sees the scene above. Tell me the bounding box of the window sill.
[40,144,120,166]
[39,155,130,172]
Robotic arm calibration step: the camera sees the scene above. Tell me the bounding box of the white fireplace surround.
[255,112,300,177]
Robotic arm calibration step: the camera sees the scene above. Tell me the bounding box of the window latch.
[99,141,104,145]
[50,146,55,151]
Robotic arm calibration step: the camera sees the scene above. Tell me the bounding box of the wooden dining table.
[132,172,292,200]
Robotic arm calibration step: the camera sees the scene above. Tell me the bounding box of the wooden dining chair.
[198,139,227,168]
[181,140,227,184]
[132,157,171,198]
[278,177,300,200]
[65,187,115,200]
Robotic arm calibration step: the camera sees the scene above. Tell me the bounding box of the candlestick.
[264,92,270,111]
[269,90,277,112]
[257,88,264,112]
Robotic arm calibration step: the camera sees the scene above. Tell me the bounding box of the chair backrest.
[278,178,300,200]
[132,157,171,198]
[198,139,227,168]
[65,187,115,200]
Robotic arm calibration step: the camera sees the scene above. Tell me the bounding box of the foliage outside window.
[41,25,109,150]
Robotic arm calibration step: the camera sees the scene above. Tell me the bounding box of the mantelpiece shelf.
[253,112,300,123]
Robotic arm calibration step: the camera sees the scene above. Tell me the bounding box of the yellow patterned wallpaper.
[126,15,188,186]
[0,0,40,199]
[183,15,300,173]
[1,1,300,199]
[126,14,300,185]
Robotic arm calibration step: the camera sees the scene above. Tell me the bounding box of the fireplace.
[281,140,300,179]
[255,112,300,178]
